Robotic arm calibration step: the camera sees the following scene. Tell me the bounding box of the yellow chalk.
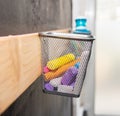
[47,53,75,70]
[45,58,80,81]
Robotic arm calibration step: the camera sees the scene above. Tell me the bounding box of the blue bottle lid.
[73,17,91,35]
[75,18,87,27]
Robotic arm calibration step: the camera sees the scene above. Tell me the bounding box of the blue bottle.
[73,17,91,35]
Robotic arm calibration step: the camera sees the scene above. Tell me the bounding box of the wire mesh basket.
[39,32,95,97]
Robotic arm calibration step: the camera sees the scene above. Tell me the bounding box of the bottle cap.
[74,16,91,35]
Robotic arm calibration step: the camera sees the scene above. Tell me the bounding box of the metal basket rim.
[39,32,95,41]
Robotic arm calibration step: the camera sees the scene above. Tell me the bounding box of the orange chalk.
[44,58,80,81]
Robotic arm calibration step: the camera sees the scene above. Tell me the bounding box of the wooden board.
[0,29,70,115]
[0,33,42,114]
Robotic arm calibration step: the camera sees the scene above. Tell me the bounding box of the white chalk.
[49,77,62,87]
[58,85,73,93]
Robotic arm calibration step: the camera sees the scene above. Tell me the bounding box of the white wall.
[95,0,120,115]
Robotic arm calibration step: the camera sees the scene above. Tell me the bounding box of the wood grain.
[0,33,42,114]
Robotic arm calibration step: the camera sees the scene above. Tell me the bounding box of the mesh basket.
[40,32,94,97]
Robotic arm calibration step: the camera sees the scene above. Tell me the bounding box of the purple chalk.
[70,81,76,87]
[44,83,54,91]
[61,66,78,85]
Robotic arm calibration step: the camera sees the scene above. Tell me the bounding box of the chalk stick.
[61,66,78,85]
[43,66,50,73]
[74,62,80,69]
[58,85,73,93]
[49,77,62,87]
[44,83,54,91]
[70,81,76,87]
[44,58,80,81]
[47,53,75,70]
